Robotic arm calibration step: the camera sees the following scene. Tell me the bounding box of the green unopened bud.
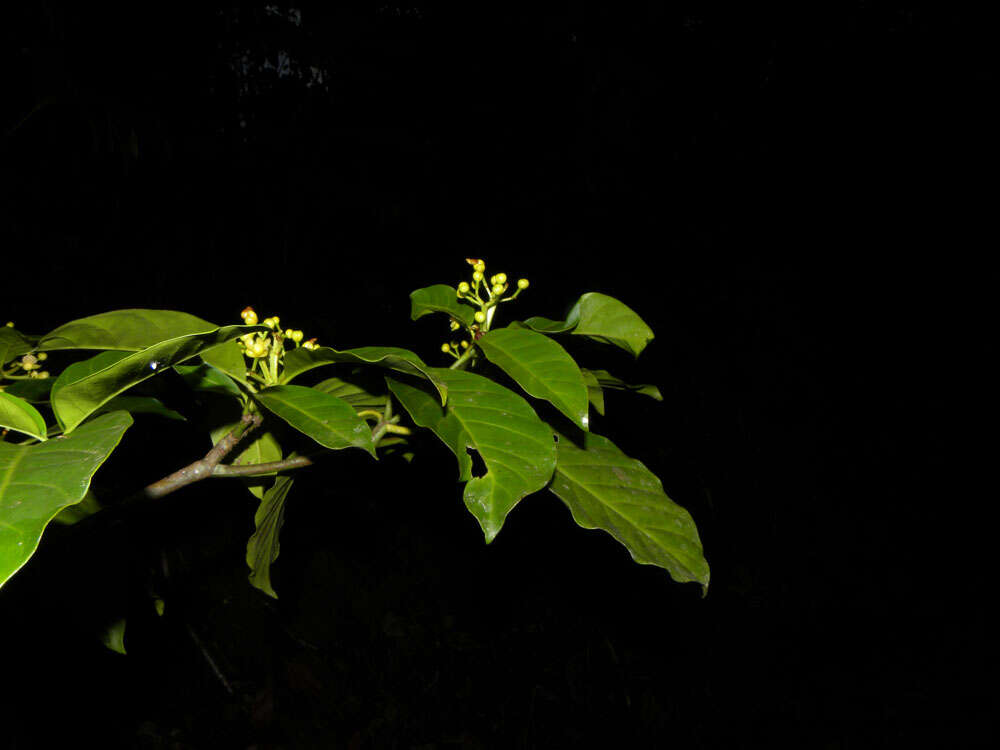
[517,278,530,290]
[457,281,470,294]
[474,310,486,324]
[291,330,304,344]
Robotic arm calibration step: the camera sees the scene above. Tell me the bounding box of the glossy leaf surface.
[254,385,376,456]
[246,474,294,598]
[519,292,654,357]
[581,369,605,416]
[0,411,132,589]
[388,369,556,542]
[281,346,447,404]
[548,429,709,593]
[409,284,476,327]
[478,327,589,430]
[51,326,259,434]
[38,309,221,351]
[0,392,48,441]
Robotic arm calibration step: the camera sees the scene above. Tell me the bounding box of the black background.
[0,2,989,748]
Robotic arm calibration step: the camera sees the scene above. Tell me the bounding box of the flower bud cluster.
[443,258,531,354]
[238,307,318,384]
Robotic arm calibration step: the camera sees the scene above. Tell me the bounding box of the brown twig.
[141,413,263,499]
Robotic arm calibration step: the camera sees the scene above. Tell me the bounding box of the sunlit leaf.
[0,411,132,590]
[387,369,556,542]
[478,327,589,430]
[246,474,294,598]
[38,309,221,351]
[548,428,709,593]
[313,375,388,414]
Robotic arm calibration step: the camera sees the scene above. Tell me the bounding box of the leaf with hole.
[387,368,556,542]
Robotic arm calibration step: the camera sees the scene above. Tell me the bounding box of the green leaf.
[584,368,663,401]
[581,369,605,416]
[100,618,127,655]
[313,375,388,414]
[477,327,590,430]
[0,411,133,590]
[254,385,376,456]
[246,474,294,598]
[387,369,556,542]
[518,292,655,357]
[50,325,261,434]
[38,309,222,351]
[409,284,476,327]
[199,340,253,386]
[0,391,48,441]
[174,362,246,400]
[280,346,448,404]
[2,377,55,403]
[93,395,186,422]
[0,326,36,365]
[548,429,709,593]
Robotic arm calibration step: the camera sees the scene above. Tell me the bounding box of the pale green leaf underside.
[519,292,655,357]
[254,385,376,456]
[387,368,556,542]
[246,474,294,598]
[0,392,48,441]
[478,327,589,430]
[548,429,709,593]
[280,345,447,405]
[0,411,133,590]
[313,376,388,413]
[409,284,476,327]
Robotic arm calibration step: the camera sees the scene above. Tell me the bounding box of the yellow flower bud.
[474,261,486,273]
[37,352,47,361]
[449,319,461,331]
[460,340,470,349]
[241,307,258,325]
[495,272,507,284]
[474,310,486,324]
[291,330,304,343]
[457,281,470,293]
[4,321,13,328]
[284,329,293,339]
[517,278,529,289]
[441,342,451,353]
[492,283,504,295]
[472,270,483,282]
[38,371,50,379]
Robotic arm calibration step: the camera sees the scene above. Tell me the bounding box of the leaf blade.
[0,411,133,589]
[388,369,556,542]
[409,284,476,327]
[246,474,294,598]
[0,391,48,441]
[548,429,709,593]
[254,385,376,456]
[478,327,589,430]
